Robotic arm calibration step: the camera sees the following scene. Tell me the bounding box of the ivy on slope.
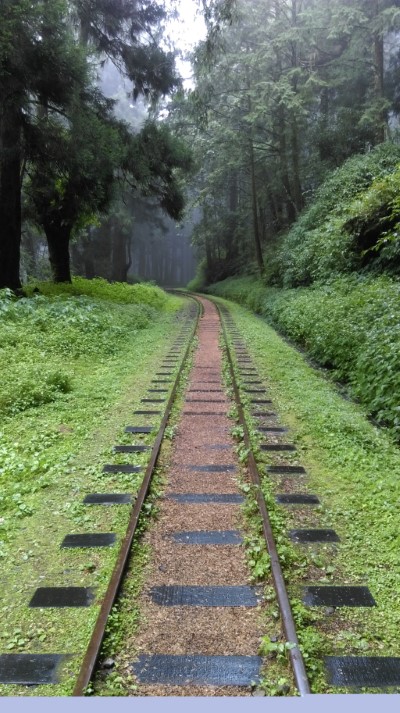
[273,143,400,286]
[207,275,400,438]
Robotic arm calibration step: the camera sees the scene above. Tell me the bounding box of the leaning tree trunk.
[0,102,23,290]
[45,223,73,283]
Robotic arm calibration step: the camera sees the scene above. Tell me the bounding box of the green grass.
[25,276,168,308]
[213,296,400,693]
[208,275,400,439]
[0,280,192,696]
[90,329,198,697]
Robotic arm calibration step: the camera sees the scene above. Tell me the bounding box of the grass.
[212,295,400,694]
[208,275,400,439]
[90,325,198,696]
[0,280,193,696]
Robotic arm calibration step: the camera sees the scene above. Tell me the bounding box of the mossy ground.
[213,296,400,694]
[0,287,192,697]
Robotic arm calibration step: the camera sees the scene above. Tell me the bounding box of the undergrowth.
[213,296,400,693]
[208,275,400,439]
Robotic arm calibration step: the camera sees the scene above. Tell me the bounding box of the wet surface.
[150,586,259,607]
[325,656,400,687]
[132,655,262,686]
[0,654,69,685]
[302,586,376,607]
[60,533,116,548]
[29,587,94,608]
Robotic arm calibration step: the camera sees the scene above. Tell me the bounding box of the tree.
[26,94,124,282]
[0,0,87,289]
[175,0,400,284]
[0,0,183,289]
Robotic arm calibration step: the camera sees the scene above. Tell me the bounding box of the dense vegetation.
[177,0,400,283]
[0,278,177,522]
[0,0,193,289]
[176,3,400,442]
[205,141,400,437]
[0,279,167,418]
[209,275,400,437]
[0,279,188,696]
[223,300,400,692]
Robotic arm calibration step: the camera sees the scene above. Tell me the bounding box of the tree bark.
[291,117,303,214]
[45,223,72,282]
[111,224,130,282]
[0,102,23,290]
[373,24,386,143]
[249,137,264,274]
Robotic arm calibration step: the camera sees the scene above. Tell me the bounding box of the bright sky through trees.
[167,0,206,86]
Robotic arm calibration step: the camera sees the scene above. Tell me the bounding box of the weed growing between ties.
[91,321,198,696]
[216,299,400,693]
[0,281,189,696]
[219,342,296,696]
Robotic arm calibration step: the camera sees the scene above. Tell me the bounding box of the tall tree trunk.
[373,16,386,143]
[290,0,303,216]
[278,106,296,224]
[111,225,129,282]
[226,171,239,262]
[22,231,37,280]
[45,223,72,282]
[0,102,23,290]
[291,117,303,214]
[245,78,264,274]
[249,137,264,274]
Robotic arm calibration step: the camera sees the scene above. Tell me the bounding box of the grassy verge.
[208,275,400,439]
[213,296,400,693]
[90,329,199,697]
[0,280,191,696]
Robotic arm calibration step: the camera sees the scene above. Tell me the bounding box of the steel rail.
[72,299,201,696]
[213,299,311,697]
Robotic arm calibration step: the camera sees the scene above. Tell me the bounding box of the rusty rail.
[215,300,311,697]
[72,299,201,696]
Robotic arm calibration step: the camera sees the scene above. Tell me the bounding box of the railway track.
[1,293,398,696]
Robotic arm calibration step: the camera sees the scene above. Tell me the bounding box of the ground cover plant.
[212,297,400,693]
[0,279,191,696]
[207,275,400,440]
[275,144,400,287]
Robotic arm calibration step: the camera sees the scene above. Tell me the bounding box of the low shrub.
[0,279,170,416]
[0,366,72,416]
[26,277,167,309]
[208,275,400,437]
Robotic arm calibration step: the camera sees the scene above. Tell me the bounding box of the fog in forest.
[21,61,197,287]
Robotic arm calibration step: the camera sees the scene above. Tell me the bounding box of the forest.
[2,0,400,700]
[0,0,197,289]
[176,0,400,440]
